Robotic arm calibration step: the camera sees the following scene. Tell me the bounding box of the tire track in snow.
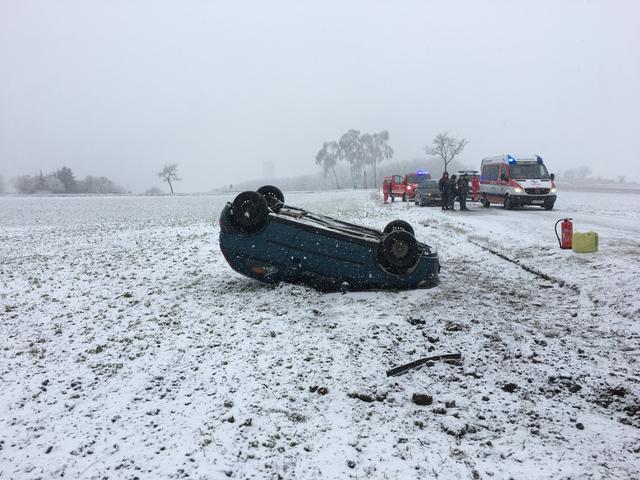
[418,215,578,291]
[466,238,580,292]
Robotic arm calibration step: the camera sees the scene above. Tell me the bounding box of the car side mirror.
[550,173,555,181]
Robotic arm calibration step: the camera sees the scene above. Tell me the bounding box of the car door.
[481,165,496,198]
[286,228,372,285]
[393,175,403,196]
[499,165,509,197]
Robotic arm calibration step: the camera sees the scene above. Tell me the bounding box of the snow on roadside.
[0,191,638,479]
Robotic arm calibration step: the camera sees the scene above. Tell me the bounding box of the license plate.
[531,200,543,204]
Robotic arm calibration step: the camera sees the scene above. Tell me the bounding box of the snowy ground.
[1,190,639,479]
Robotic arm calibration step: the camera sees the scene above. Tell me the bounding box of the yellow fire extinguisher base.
[572,231,598,253]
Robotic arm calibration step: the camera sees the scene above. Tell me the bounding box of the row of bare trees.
[10,167,125,194]
[316,131,468,189]
[315,130,394,189]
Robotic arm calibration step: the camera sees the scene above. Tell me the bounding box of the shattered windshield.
[509,163,550,180]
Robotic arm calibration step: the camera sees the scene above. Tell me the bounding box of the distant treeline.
[226,157,469,193]
[558,165,631,184]
[10,167,125,194]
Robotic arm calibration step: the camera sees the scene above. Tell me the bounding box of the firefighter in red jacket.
[472,174,479,202]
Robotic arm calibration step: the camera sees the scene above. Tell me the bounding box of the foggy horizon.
[1,0,639,192]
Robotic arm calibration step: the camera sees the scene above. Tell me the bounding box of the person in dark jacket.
[448,174,458,210]
[458,174,469,210]
[438,172,450,210]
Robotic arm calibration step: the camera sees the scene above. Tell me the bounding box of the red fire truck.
[383,171,431,203]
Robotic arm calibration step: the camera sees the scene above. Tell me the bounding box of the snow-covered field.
[1,190,639,479]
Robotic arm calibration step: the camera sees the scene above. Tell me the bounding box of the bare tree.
[368,131,393,187]
[361,133,375,188]
[315,141,341,189]
[157,164,180,194]
[338,129,366,188]
[425,132,467,174]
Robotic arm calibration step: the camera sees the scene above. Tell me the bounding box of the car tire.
[402,193,407,202]
[257,185,284,213]
[481,194,490,208]
[383,220,415,236]
[230,191,269,233]
[380,230,419,272]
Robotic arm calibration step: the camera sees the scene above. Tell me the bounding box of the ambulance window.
[394,175,403,183]
[484,164,499,181]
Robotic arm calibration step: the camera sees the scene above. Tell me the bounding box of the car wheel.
[380,230,419,272]
[402,193,407,202]
[383,220,415,236]
[481,194,490,208]
[257,185,284,213]
[230,191,269,233]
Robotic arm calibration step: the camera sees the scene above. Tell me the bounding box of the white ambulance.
[479,154,557,210]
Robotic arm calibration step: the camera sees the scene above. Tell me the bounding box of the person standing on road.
[438,172,450,210]
[458,174,469,210]
[448,174,458,211]
[472,174,480,202]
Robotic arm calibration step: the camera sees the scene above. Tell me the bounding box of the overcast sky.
[1,0,639,192]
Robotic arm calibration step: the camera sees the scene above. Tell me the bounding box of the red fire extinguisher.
[554,218,573,249]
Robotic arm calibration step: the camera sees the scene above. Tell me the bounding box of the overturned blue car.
[219,186,440,292]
